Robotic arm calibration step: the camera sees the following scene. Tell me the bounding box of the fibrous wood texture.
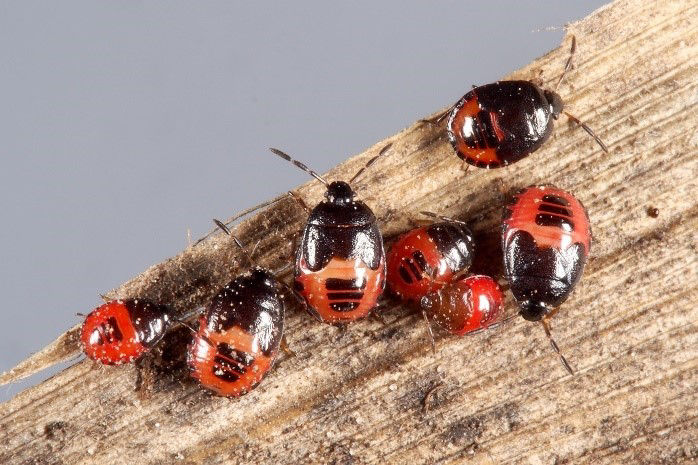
[2,0,697,463]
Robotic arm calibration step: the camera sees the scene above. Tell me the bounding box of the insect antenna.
[175,306,205,324]
[420,211,469,227]
[563,111,609,153]
[272,262,292,276]
[194,193,288,246]
[269,148,329,186]
[466,311,519,336]
[421,309,437,354]
[171,305,215,347]
[349,142,393,184]
[554,34,577,91]
[420,101,459,126]
[176,317,216,349]
[541,318,575,375]
[213,219,255,269]
[175,319,199,335]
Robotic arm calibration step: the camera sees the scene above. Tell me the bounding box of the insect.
[502,185,592,374]
[431,37,608,168]
[269,145,390,324]
[386,213,475,303]
[420,274,504,337]
[80,298,172,365]
[188,227,286,397]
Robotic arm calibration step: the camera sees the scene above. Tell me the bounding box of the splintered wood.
[1,0,696,463]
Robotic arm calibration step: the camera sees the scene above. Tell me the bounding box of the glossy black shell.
[202,268,284,356]
[504,231,587,321]
[468,80,559,165]
[125,299,171,348]
[298,181,384,272]
[426,222,475,273]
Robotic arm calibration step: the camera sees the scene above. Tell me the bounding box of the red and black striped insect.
[187,268,285,397]
[420,274,503,337]
[80,299,171,365]
[269,146,390,324]
[386,213,474,303]
[502,185,591,373]
[187,228,286,397]
[432,37,608,168]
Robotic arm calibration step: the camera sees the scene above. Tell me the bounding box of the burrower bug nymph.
[187,226,286,397]
[268,145,391,324]
[187,268,285,397]
[386,212,474,303]
[420,274,503,336]
[430,36,608,168]
[80,299,171,365]
[502,185,592,374]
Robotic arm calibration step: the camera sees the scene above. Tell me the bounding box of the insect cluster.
[79,38,605,397]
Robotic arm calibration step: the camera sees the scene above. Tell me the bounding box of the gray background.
[0,1,607,402]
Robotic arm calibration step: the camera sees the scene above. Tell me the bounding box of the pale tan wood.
[1,0,697,463]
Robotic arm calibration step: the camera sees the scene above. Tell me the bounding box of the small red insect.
[269,145,391,324]
[386,215,474,303]
[430,37,608,168]
[502,185,592,373]
[421,274,503,336]
[80,299,171,365]
[187,226,286,397]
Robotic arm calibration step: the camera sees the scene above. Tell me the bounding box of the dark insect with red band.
[432,36,608,168]
[80,299,172,365]
[386,212,474,303]
[187,225,286,397]
[268,145,391,324]
[502,185,592,374]
[187,268,285,397]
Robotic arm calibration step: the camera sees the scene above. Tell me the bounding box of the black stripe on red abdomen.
[326,277,367,312]
[212,343,254,382]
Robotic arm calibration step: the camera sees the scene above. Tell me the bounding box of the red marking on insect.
[502,184,592,374]
[435,37,608,168]
[386,220,474,303]
[421,275,503,336]
[80,299,171,365]
[268,145,392,324]
[187,224,287,397]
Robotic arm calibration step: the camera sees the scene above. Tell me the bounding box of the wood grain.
[1,0,697,463]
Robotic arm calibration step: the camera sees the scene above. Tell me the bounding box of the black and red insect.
[420,274,503,337]
[386,213,504,347]
[386,214,474,303]
[187,268,285,397]
[502,185,592,373]
[187,229,286,397]
[80,298,172,365]
[269,145,390,324]
[433,37,608,168]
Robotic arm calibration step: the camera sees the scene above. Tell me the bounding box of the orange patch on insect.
[189,324,274,397]
[296,257,385,324]
[386,226,455,302]
[81,301,145,365]
[448,94,501,165]
[426,276,502,335]
[504,186,591,253]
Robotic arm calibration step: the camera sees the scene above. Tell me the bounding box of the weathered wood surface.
[2,0,697,463]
